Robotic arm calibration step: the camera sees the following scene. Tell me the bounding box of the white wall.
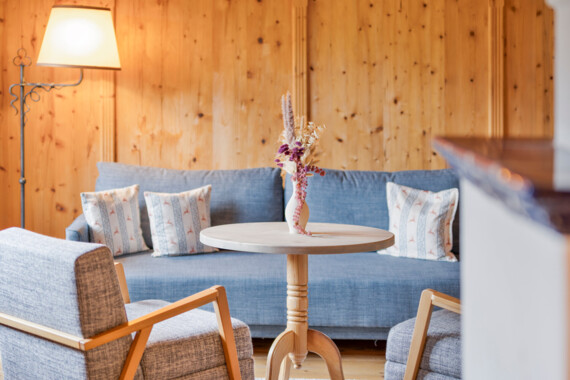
[462,179,567,379]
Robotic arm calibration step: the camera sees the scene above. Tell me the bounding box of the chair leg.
[213,286,242,380]
[120,326,152,380]
[403,290,435,380]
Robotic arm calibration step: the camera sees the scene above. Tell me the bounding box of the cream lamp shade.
[37,5,121,70]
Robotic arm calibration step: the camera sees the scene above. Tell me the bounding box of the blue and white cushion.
[379,182,458,261]
[144,185,217,257]
[81,184,149,256]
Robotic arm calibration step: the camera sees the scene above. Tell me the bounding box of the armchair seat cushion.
[386,309,461,379]
[125,300,253,379]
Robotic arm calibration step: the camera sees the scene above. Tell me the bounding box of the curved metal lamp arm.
[9,48,84,117]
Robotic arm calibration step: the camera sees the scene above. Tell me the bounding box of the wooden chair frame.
[0,262,242,380]
[403,289,461,380]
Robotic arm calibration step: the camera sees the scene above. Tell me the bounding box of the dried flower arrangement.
[274,92,326,235]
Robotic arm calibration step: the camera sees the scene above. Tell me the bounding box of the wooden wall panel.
[505,0,554,137]
[116,0,292,170]
[308,0,488,172]
[444,0,490,139]
[211,0,292,170]
[0,0,554,238]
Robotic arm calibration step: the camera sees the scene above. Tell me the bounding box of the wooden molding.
[292,0,308,118]
[488,0,505,137]
[101,70,116,162]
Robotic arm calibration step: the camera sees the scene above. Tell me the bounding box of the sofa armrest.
[66,214,89,242]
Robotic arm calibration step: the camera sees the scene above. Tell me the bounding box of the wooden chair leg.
[120,326,152,380]
[213,285,242,380]
[403,289,461,380]
[403,290,436,380]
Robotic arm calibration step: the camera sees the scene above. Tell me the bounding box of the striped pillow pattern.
[81,184,149,256]
[379,182,458,261]
[144,185,216,257]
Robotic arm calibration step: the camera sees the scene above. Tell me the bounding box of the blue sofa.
[66,162,460,340]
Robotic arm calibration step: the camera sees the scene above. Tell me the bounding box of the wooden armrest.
[84,286,221,349]
[0,312,85,350]
[427,289,461,314]
[404,289,461,380]
[114,262,131,304]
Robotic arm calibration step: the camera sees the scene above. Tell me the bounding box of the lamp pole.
[9,48,83,229]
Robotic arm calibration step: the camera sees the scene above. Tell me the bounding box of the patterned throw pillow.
[144,185,217,257]
[81,184,149,257]
[379,182,459,261]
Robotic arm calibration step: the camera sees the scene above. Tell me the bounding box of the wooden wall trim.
[488,0,505,137]
[292,0,308,118]
[101,1,116,163]
[101,70,116,162]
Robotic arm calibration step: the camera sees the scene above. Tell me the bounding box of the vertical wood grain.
[444,0,490,139]
[489,0,505,137]
[292,0,308,118]
[504,0,554,137]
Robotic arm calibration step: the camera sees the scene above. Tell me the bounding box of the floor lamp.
[9,5,121,229]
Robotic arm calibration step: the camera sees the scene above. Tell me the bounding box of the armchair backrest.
[0,227,140,379]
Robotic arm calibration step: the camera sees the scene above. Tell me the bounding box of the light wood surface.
[200,222,394,255]
[292,0,308,119]
[504,0,554,138]
[488,0,505,137]
[114,262,131,304]
[202,222,393,380]
[0,0,554,238]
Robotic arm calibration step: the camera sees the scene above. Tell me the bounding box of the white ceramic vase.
[285,182,309,234]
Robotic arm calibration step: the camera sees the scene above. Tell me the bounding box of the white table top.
[200,222,394,255]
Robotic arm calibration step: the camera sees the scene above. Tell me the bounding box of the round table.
[200,222,394,380]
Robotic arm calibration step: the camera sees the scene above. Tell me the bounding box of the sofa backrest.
[0,227,137,379]
[285,168,460,253]
[96,162,284,248]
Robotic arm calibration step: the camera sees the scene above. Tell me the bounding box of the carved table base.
[264,254,344,380]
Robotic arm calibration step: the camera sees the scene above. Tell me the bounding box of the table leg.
[307,329,345,380]
[265,330,294,380]
[265,254,345,380]
[286,254,309,367]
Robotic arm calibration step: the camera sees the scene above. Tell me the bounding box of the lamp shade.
[37,5,120,70]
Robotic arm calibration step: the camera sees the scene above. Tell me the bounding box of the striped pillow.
[379,182,458,261]
[81,184,149,256]
[144,185,217,257]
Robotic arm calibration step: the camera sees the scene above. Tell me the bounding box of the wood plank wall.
[0,0,554,238]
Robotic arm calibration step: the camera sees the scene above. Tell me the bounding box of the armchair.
[0,227,254,379]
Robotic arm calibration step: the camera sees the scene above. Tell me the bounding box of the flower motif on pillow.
[81,184,149,257]
[379,182,458,261]
[144,185,217,257]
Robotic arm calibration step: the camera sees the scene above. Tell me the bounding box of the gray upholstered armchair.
[0,227,254,380]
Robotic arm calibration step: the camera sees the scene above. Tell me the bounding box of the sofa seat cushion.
[386,309,461,379]
[125,300,253,379]
[116,251,460,333]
